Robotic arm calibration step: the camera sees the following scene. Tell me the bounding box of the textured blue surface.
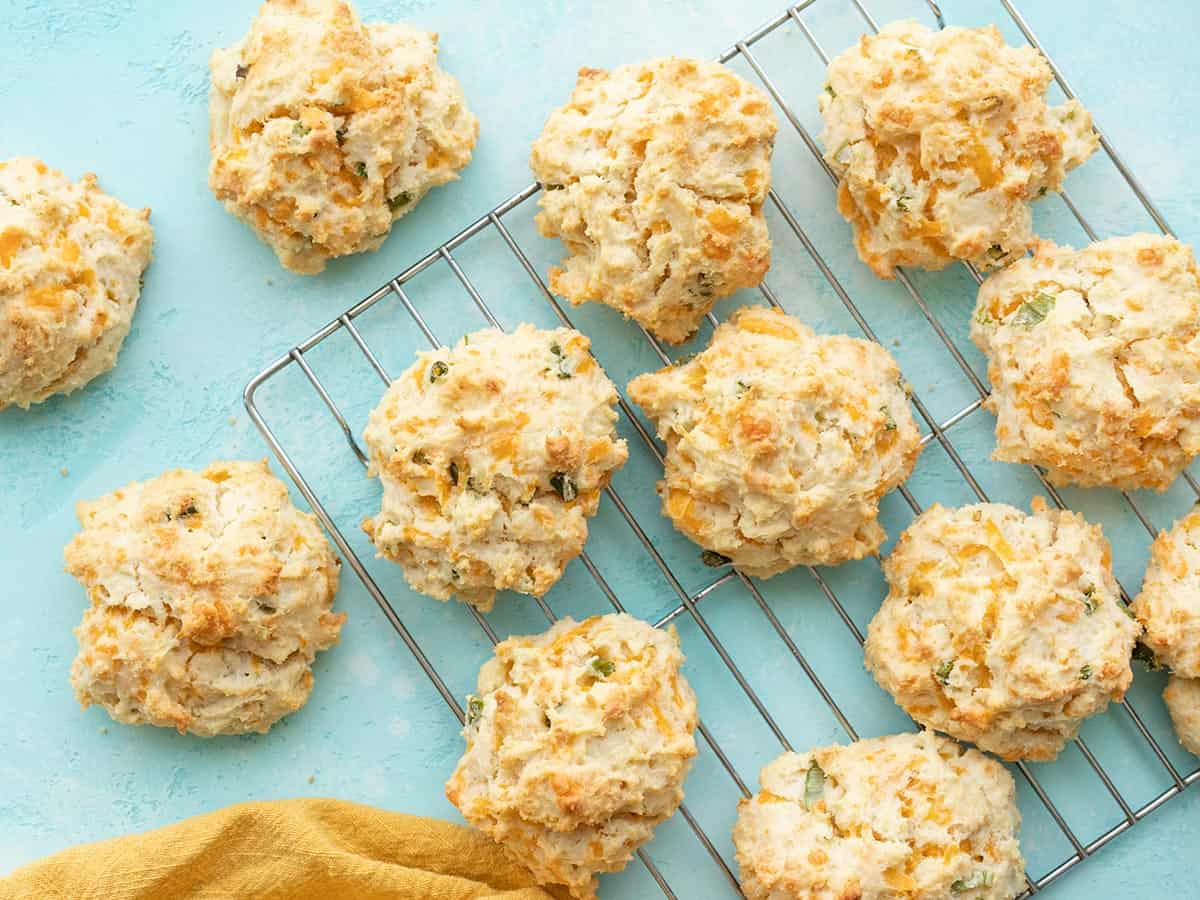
[2,0,1198,896]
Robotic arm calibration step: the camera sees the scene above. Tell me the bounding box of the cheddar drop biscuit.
[734,731,1024,900]
[865,500,1139,761]
[362,325,628,611]
[445,614,698,900]
[531,58,776,344]
[820,22,1097,278]
[972,234,1200,491]
[0,157,152,410]
[209,0,478,274]
[1133,508,1200,677]
[628,306,921,575]
[66,460,345,737]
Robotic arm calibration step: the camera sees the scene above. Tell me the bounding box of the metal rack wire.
[244,1,1200,896]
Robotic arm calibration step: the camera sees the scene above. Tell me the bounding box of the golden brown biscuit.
[865,500,1139,761]
[446,614,698,900]
[66,460,344,736]
[628,306,921,575]
[0,157,152,409]
[209,0,478,273]
[820,22,1097,278]
[362,325,628,611]
[531,57,776,344]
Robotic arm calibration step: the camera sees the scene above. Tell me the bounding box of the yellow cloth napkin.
[1,798,563,900]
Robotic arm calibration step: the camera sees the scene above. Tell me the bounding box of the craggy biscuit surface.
[628,306,921,575]
[972,234,1200,491]
[531,57,776,344]
[0,157,152,409]
[66,460,344,736]
[865,500,1139,761]
[445,614,698,900]
[820,22,1097,278]
[362,325,628,611]
[734,731,1024,900]
[209,0,477,273]
[1133,508,1200,678]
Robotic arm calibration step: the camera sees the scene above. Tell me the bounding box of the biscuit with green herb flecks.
[819,22,1097,278]
[971,234,1200,491]
[865,499,1139,761]
[734,731,1024,900]
[446,614,698,900]
[362,325,627,610]
[531,57,776,344]
[628,306,921,575]
[66,460,344,736]
[208,0,477,273]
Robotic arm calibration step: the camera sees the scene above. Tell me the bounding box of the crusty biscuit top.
[362,324,628,611]
[1133,508,1200,677]
[628,305,921,575]
[65,460,344,736]
[820,22,1097,278]
[865,500,1139,761]
[531,57,777,344]
[972,234,1200,491]
[734,731,1024,900]
[445,614,698,900]
[1,157,152,410]
[209,0,478,273]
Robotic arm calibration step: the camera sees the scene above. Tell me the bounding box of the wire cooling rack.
[244,1,1200,896]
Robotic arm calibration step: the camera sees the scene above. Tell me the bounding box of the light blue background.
[2,0,1197,896]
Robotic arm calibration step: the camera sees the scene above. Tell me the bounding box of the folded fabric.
[1,798,563,900]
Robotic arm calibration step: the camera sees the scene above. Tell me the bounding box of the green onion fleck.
[824,84,836,98]
[896,195,911,212]
[429,360,449,383]
[388,192,412,213]
[736,381,750,396]
[1082,587,1098,615]
[1079,664,1093,681]
[550,473,577,502]
[881,406,897,431]
[235,64,249,79]
[355,161,368,178]
[466,695,483,724]
[590,658,616,678]
[803,761,825,809]
[1012,292,1055,327]
[292,122,310,138]
[986,244,1006,261]
[701,550,732,568]
[448,461,460,486]
[934,659,955,685]
[335,126,348,146]
[412,450,429,465]
[950,870,994,893]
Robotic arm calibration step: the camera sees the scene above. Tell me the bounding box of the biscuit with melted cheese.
[209,0,478,273]
[865,499,1139,761]
[362,325,628,610]
[628,306,921,575]
[734,731,1024,900]
[445,614,698,900]
[820,22,1097,278]
[0,157,152,409]
[66,460,345,736]
[531,57,776,344]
